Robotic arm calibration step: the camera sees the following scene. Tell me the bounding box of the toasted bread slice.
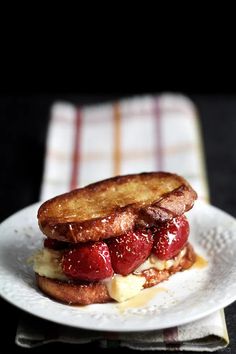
[36,274,111,305]
[38,172,197,243]
[36,243,196,305]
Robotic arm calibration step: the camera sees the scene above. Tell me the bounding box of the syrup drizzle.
[192,254,208,269]
[117,287,167,313]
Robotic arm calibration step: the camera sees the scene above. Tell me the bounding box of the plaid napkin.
[16,94,229,351]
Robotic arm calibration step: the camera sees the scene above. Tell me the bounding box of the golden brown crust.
[38,172,197,243]
[36,243,196,305]
[36,275,111,305]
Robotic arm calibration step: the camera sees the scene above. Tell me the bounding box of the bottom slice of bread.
[36,243,196,305]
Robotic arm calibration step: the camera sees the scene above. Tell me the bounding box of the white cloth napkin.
[16,311,228,351]
[16,94,229,351]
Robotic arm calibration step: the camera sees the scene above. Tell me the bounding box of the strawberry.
[44,238,68,250]
[62,241,113,281]
[107,230,153,276]
[152,215,189,260]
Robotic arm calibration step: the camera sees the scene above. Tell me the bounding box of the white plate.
[0,201,236,332]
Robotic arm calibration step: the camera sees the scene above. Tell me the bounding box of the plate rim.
[0,201,236,332]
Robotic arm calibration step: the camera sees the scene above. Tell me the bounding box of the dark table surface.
[0,94,235,354]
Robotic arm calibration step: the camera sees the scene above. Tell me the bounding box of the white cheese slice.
[32,248,67,281]
[106,274,146,302]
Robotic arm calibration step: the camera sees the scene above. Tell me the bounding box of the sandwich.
[33,172,197,305]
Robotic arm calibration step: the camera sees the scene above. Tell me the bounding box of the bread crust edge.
[38,173,197,243]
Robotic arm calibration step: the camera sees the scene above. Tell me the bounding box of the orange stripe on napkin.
[155,98,180,348]
[113,103,121,175]
[70,108,82,190]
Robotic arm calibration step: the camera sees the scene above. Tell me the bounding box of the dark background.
[0,94,235,354]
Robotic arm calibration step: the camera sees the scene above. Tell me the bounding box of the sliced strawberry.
[107,230,153,276]
[62,241,113,281]
[152,215,189,260]
[44,238,68,250]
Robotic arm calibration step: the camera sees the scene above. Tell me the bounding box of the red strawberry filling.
[44,238,69,250]
[62,242,113,281]
[107,230,154,276]
[44,215,190,281]
[152,215,189,260]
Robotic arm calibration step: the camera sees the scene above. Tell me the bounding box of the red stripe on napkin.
[70,108,82,190]
[163,327,180,349]
[153,98,163,170]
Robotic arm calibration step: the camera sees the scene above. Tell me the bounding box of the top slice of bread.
[38,172,197,243]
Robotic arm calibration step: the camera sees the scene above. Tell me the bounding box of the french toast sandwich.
[33,172,197,305]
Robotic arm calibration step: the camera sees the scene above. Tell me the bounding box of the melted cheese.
[32,246,187,302]
[32,248,67,281]
[105,274,146,302]
[134,247,187,273]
